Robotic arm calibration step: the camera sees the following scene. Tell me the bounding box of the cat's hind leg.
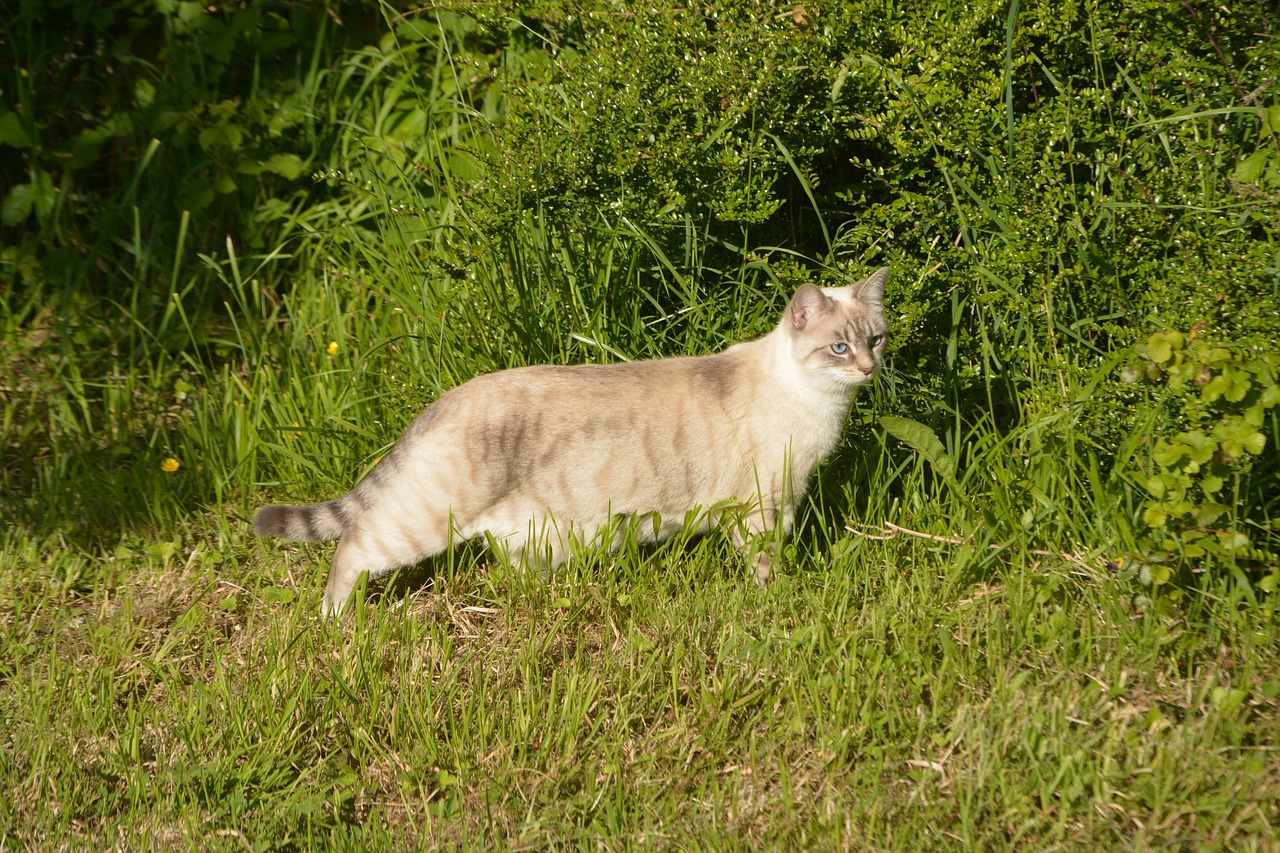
[321,519,453,617]
[731,498,792,587]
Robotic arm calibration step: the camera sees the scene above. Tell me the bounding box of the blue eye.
[830,342,849,355]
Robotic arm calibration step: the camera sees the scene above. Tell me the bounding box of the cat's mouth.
[843,369,877,385]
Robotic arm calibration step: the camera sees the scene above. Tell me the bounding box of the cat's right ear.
[850,267,889,308]
[789,284,830,331]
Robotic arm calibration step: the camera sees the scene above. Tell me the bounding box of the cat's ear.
[850,267,889,308]
[790,284,831,331]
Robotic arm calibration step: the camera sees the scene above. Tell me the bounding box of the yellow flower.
[326,340,339,356]
[161,457,181,473]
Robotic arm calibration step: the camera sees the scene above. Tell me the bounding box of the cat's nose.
[859,366,875,375]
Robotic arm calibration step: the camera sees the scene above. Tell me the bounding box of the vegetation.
[2,0,1277,847]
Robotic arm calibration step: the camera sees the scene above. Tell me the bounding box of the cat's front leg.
[732,499,788,587]
[751,550,774,587]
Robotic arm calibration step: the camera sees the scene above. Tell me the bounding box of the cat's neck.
[731,324,858,422]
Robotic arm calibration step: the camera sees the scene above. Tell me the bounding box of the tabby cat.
[254,268,890,615]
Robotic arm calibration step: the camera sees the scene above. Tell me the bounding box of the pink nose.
[859,366,875,375]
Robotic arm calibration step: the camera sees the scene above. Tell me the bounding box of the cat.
[254,268,890,616]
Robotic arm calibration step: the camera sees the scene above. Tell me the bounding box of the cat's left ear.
[849,267,889,308]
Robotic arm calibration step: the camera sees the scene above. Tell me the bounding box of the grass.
[4,512,1278,847]
[2,2,1279,849]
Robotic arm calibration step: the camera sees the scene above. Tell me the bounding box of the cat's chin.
[838,372,876,387]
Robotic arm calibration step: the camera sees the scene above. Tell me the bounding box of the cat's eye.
[869,334,884,347]
[830,342,849,355]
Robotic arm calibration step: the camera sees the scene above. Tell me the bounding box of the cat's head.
[786,268,889,389]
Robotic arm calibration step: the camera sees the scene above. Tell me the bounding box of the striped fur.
[253,269,891,616]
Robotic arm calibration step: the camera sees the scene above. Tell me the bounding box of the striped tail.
[253,496,353,542]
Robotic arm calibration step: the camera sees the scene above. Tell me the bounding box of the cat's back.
[459,347,753,411]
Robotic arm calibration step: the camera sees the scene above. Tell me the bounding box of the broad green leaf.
[1211,686,1247,714]
[1214,422,1266,458]
[0,111,32,148]
[1233,149,1271,185]
[1,172,54,226]
[1146,330,1183,364]
[1142,506,1168,528]
[1139,562,1171,586]
[879,416,959,493]
[1181,539,1206,558]
[1,183,34,225]
[134,78,156,109]
[1217,530,1252,553]
[198,122,244,151]
[1264,104,1280,134]
[1176,430,1216,465]
[1151,438,1186,467]
[1145,475,1167,498]
[260,153,305,180]
[1202,365,1251,404]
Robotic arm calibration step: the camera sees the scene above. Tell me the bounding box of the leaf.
[1138,561,1171,586]
[260,153,305,180]
[1202,365,1251,404]
[1264,104,1280,134]
[0,111,33,148]
[263,588,294,605]
[1213,422,1266,459]
[134,78,156,110]
[1151,438,1186,467]
[1,171,54,226]
[879,416,960,494]
[1210,686,1247,714]
[198,122,244,151]
[1217,530,1252,553]
[830,65,850,103]
[1176,430,1216,465]
[1146,331,1183,365]
[1233,149,1271,185]
[1,183,34,226]
[1145,475,1167,499]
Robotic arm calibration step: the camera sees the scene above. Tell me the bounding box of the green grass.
[4,517,1278,847]
[2,2,1278,848]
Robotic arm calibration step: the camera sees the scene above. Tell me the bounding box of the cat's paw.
[753,552,772,587]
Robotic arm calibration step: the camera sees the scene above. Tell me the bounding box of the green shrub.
[1126,330,1279,589]
[0,0,382,304]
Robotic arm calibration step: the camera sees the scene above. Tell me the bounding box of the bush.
[2,1,1276,588]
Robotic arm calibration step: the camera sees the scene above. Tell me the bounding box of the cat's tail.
[253,496,355,542]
